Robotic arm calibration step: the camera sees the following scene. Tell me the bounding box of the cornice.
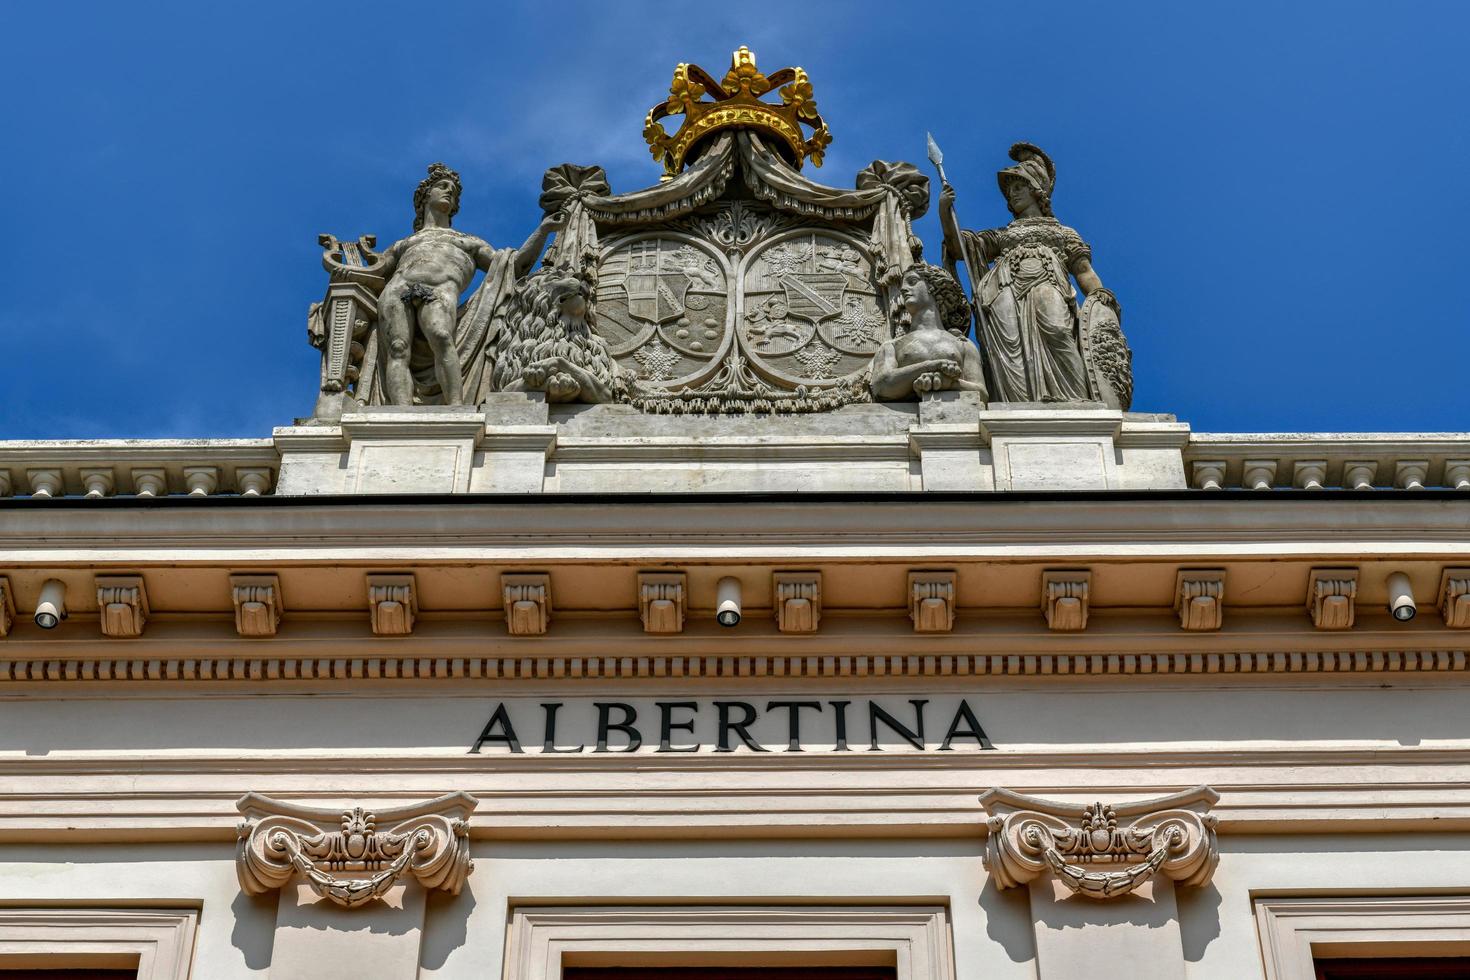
[1,494,1468,558]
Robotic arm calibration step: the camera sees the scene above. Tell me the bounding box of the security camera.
[716,576,741,627]
[34,579,67,630]
[1386,571,1416,622]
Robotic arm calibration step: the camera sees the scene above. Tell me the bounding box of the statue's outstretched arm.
[513,212,569,278]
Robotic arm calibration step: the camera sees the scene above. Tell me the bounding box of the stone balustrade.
[1185,433,1470,491]
[0,440,277,498]
[5,426,1470,498]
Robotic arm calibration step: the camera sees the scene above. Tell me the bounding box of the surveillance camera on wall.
[1386,571,1416,622]
[716,576,741,627]
[34,579,67,630]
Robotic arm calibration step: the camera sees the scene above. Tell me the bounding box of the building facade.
[1,48,1468,980]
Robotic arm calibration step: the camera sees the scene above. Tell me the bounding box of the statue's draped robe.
[406,247,518,405]
[963,217,1091,403]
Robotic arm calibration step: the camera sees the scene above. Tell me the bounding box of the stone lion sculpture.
[489,264,619,403]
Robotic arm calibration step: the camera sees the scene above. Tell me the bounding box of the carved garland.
[236,792,475,908]
[980,786,1218,900]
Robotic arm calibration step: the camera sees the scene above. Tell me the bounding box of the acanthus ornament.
[980,786,1219,900]
[236,792,476,909]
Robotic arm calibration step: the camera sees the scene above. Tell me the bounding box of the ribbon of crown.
[643,46,832,179]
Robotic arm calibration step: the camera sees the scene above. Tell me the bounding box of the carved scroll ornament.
[237,792,475,908]
[980,786,1218,900]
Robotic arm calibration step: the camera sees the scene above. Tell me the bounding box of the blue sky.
[2,1,1466,437]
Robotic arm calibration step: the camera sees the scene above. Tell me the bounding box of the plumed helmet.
[996,142,1055,216]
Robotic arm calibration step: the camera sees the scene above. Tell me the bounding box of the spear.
[925,133,986,322]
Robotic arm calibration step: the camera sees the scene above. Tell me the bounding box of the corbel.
[95,575,148,638]
[183,466,219,496]
[367,573,417,636]
[80,468,115,499]
[1174,570,1225,632]
[1394,459,1429,490]
[980,786,1219,899]
[0,577,14,637]
[130,468,168,497]
[27,469,63,498]
[1041,569,1090,631]
[502,573,550,636]
[638,572,685,634]
[1446,460,1470,491]
[237,792,476,908]
[1439,568,1470,629]
[236,467,273,497]
[908,570,956,633]
[1342,461,1377,490]
[1189,460,1226,490]
[1306,568,1357,630]
[231,574,282,637]
[773,571,821,634]
[1241,459,1277,491]
[1292,460,1327,490]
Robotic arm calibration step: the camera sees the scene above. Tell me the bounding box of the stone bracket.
[1307,568,1357,630]
[231,574,282,638]
[367,573,417,636]
[503,573,551,636]
[908,571,956,633]
[638,572,686,634]
[1041,570,1090,631]
[1175,569,1225,632]
[980,785,1219,899]
[236,791,476,908]
[95,575,148,639]
[773,571,821,633]
[0,576,14,638]
[1439,568,1470,629]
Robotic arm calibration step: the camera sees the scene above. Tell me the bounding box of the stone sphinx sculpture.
[373,163,564,406]
[868,264,986,401]
[939,143,1133,409]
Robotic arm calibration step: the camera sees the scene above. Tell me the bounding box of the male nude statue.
[375,163,565,405]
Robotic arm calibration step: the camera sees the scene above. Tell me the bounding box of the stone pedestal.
[981,406,1189,491]
[274,394,555,495]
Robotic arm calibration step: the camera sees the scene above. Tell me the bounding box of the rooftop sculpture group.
[306,47,1132,420]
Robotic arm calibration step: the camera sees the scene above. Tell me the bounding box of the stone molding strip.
[1,648,1465,683]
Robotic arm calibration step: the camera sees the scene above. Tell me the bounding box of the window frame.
[1255,896,1470,980]
[0,909,198,979]
[505,906,952,980]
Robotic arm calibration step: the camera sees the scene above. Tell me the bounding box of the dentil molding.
[236,791,476,908]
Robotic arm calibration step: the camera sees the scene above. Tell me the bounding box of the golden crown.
[643,46,832,179]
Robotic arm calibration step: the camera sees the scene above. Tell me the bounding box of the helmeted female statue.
[939,143,1128,407]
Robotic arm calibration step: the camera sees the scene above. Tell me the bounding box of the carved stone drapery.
[980,786,1218,900]
[237,792,476,908]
